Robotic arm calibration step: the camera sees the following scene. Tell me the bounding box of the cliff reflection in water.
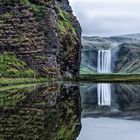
[0,83,81,140]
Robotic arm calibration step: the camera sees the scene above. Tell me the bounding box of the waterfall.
[97,83,111,106]
[97,50,111,73]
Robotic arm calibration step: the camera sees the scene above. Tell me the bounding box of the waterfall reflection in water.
[97,83,111,106]
[78,83,140,140]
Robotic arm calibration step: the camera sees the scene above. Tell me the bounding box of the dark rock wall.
[114,44,140,73]
[57,0,82,77]
[81,48,97,69]
[0,0,82,78]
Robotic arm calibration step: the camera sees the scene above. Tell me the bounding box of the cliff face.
[0,0,82,78]
[114,43,140,73]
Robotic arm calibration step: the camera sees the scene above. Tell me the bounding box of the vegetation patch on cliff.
[57,8,76,36]
[0,52,37,78]
[3,0,48,17]
[57,7,78,49]
[56,4,81,77]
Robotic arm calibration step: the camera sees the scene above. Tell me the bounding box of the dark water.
[0,82,140,140]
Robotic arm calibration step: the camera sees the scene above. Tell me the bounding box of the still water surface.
[0,82,140,140]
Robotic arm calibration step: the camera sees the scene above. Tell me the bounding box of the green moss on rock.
[57,8,76,36]
[56,4,81,77]
[0,52,37,78]
[3,0,48,17]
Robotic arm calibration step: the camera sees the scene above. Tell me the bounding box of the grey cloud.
[70,0,140,36]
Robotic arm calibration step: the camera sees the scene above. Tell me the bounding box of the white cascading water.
[96,50,112,106]
[97,83,111,106]
[97,50,111,73]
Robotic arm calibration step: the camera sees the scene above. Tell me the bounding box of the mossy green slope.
[0,53,37,78]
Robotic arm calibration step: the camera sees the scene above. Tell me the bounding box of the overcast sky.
[69,0,140,36]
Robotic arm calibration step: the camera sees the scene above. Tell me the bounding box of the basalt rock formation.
[0,0,82,78]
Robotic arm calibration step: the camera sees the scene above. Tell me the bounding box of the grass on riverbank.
[0,73,140,87]
[0,78,53,87]
[79,73,140,82]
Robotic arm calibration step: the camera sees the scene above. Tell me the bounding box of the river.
[0,82,140,140]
